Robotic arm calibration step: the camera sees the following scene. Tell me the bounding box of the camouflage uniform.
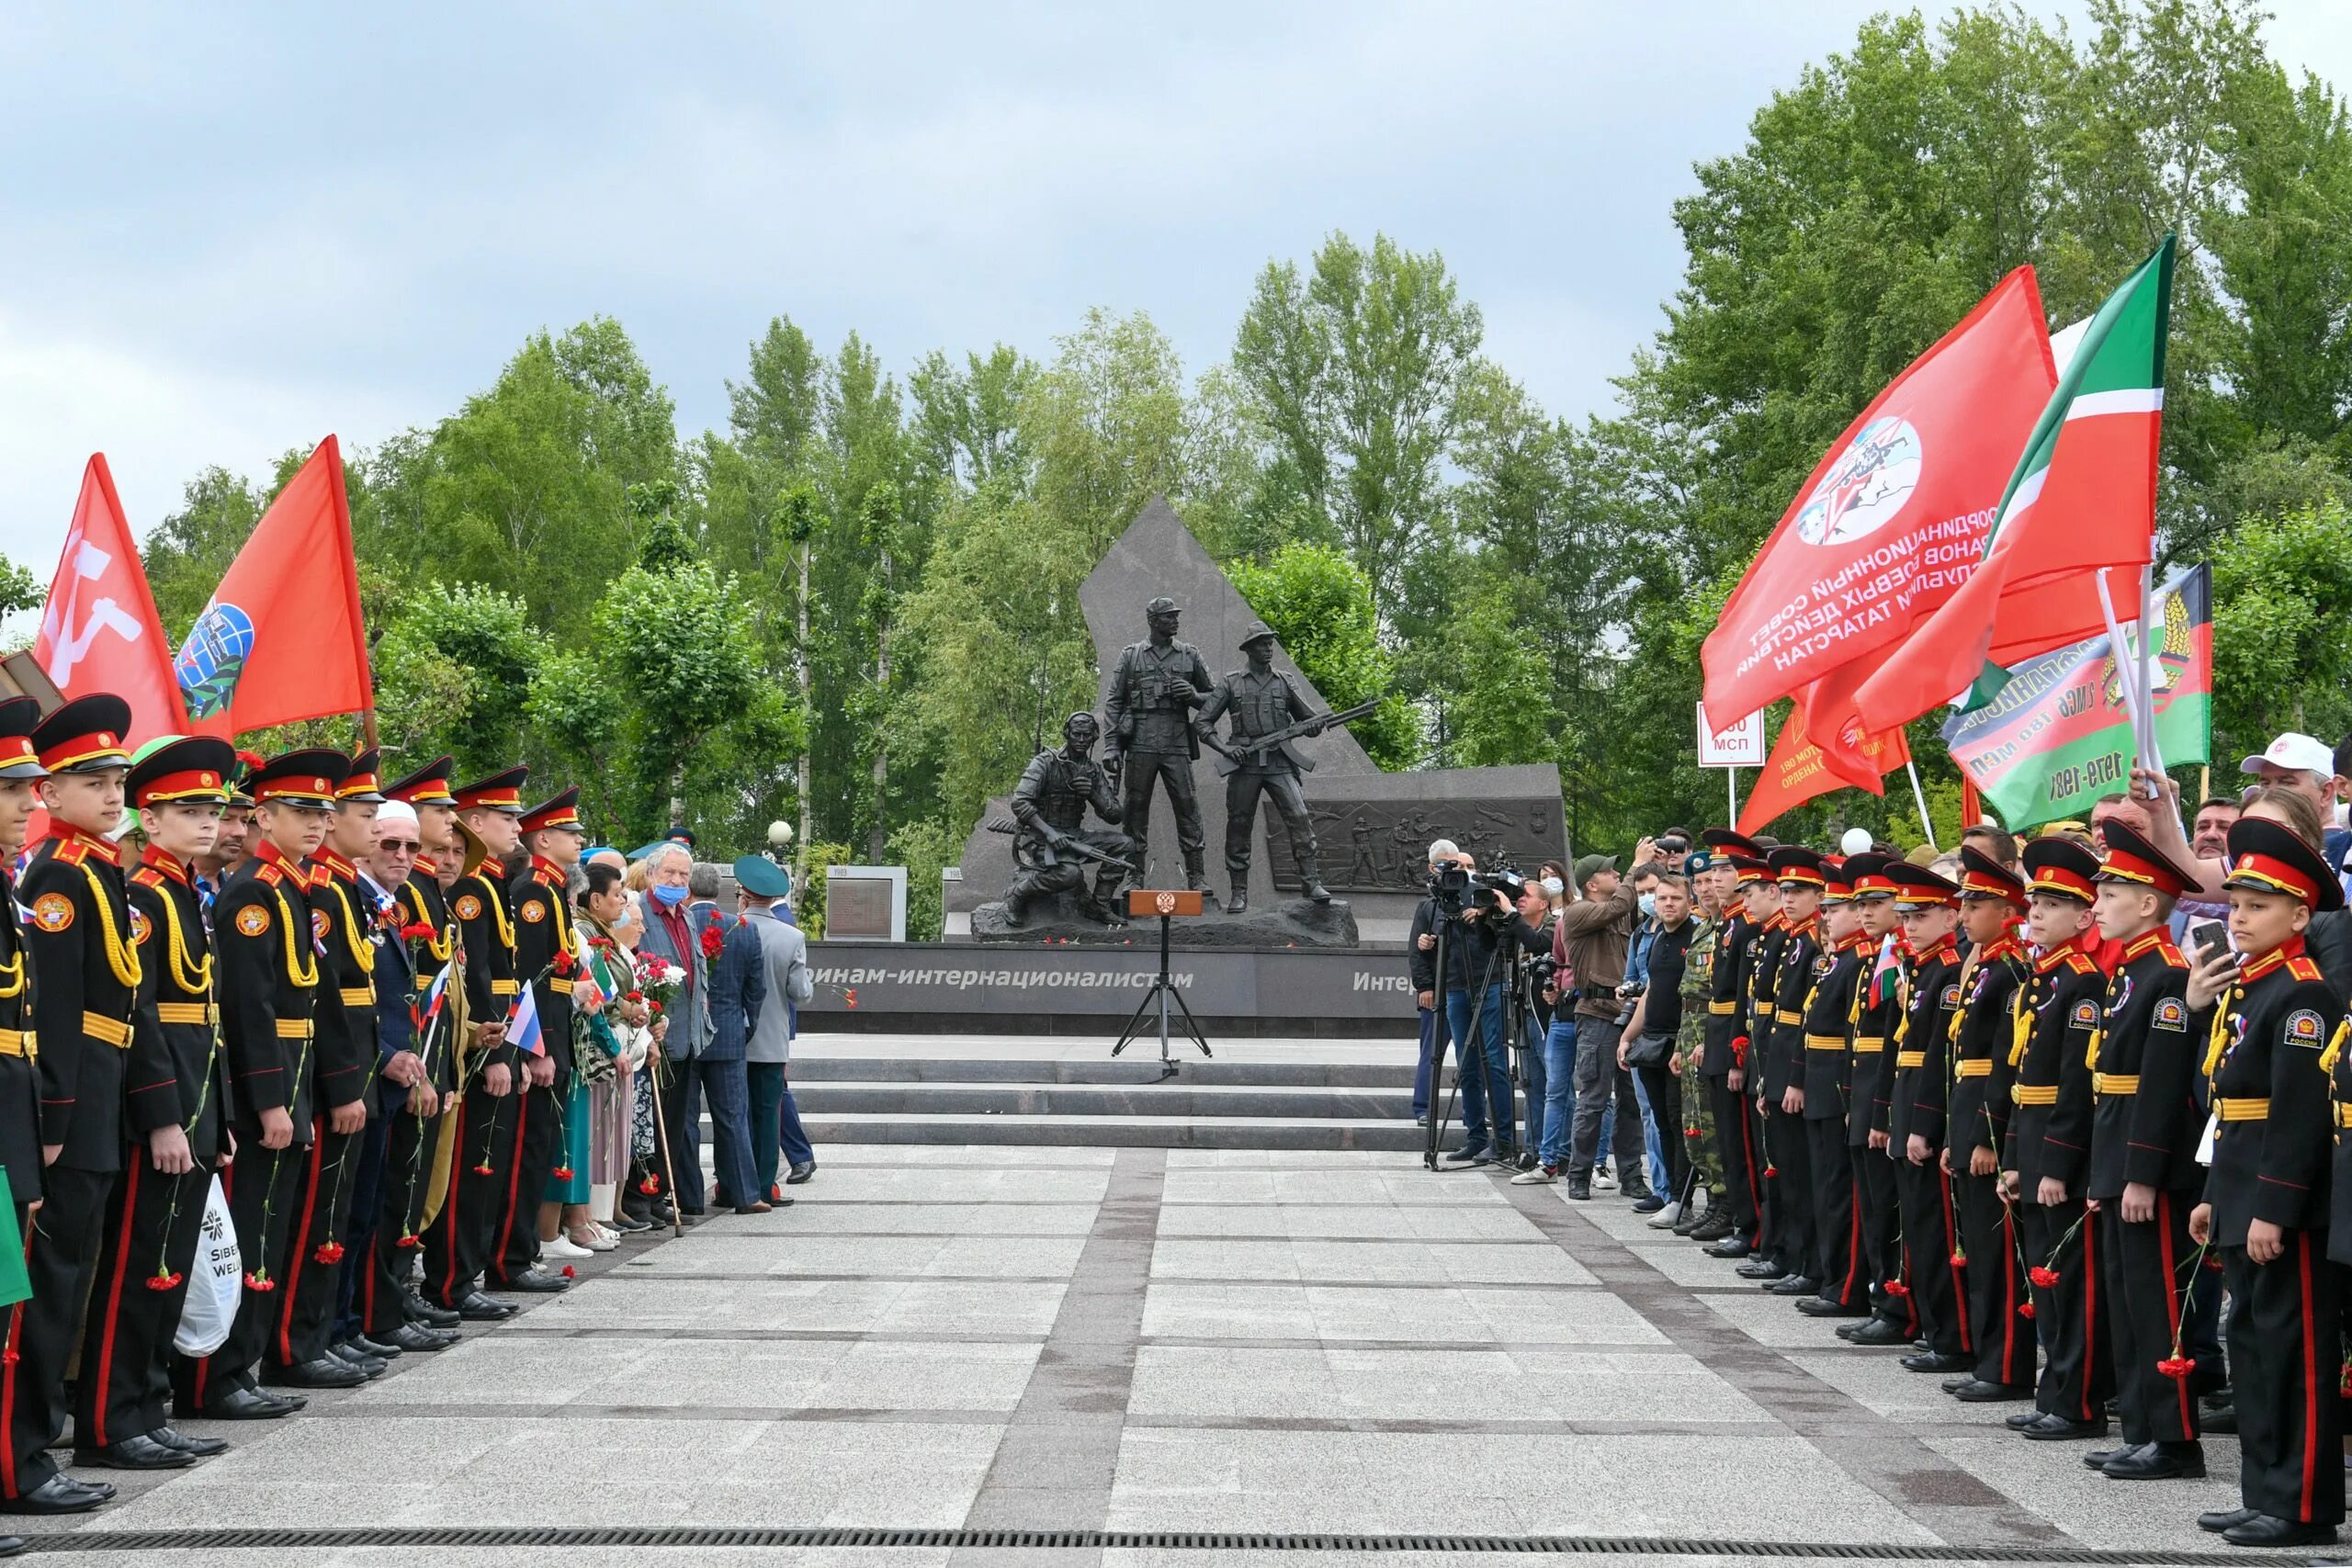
[1677,913,1724,1202]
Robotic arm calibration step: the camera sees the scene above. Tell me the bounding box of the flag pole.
[2093,570,2150,776]
[1727,767,1737,825]
[2138,565,2163,773]
[1904,754,1938,852]
[361,707,379,752]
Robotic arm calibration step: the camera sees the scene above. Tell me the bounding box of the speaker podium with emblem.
[1113,889,1212,1076]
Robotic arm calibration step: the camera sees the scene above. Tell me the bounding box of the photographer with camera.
[1408,840,1462,1124]
[1554,840,1657,1201]
[1616,866,1696,1214]
[1414,852,1547,1166]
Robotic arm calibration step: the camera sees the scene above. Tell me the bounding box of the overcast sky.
[5,2,2349,583]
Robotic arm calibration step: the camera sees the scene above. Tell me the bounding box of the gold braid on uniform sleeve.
[156,890,211,996]
[2200,984,2241,1086]
[82,865,143,989]
[333,884,377,976]
[275,887,319,987]
[2007,984,2033,1068]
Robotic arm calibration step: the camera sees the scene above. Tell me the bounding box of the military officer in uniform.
[1669,852,1725,1236]
[1,696,136,1515]
[1193,621,1331,915]
[180,749,347,1416]
[78,737,238,1471]
[1003,713,1132,929]
[1101,595,1214,891]
[505,787,584,1287]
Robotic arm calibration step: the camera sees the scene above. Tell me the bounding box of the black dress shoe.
[1766,1274,1820,1296]
[1736,1259,1786,1280]
[264,1356,368,1390]
[384,1321,458,1352]
[1565,1178,1591,1201]
[1704,1234,1754,1259]
[501,1267,570,1293]
[2199,1506,2260,1533]
[73,1433,192,1471]
[0,1532,21,1553]
[401,1292,461,1329]
[1672,1207,1707,1237]
[2083,1443,2139,1470]
[2224,1514,2338,1547]
[1797,1297,1869,1318]
[326,1343,387,1377]
[2104,1441,2204,1480]
[1844,1317,1912,1347]
[1951,1380,2034,1403]
[1688,1211,1735,1242]
[148,1427,227,1457]
[1443,1145,1491,1166]
[0,1473,110,1514]
[2200,1402,2237,1434]
[2018,1413,2108,1440]
[786,1161,815,1184]
[346,1332,403,1358]
[1900,1351,1972,1374]
[456,1291,516,1321]
[610,1213,652,1233]
[2005,1408,2044,1430]
[190,1384,301,1420]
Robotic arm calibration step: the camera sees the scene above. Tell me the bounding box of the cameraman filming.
[1556,839,1657,1201]
[1408,839,1461,1124]
[1414,852,1546,1166]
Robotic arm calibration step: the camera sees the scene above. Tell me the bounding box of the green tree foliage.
[1227,544,1413,768]
[2208,502,2352,756]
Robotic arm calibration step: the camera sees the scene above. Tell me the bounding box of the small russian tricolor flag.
[507,985,545,1057]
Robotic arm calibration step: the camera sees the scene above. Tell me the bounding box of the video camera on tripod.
[1427,858,1526,916]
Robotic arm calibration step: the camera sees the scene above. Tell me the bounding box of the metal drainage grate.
[13,1528,2327,1562]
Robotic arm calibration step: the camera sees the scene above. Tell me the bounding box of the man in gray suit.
[734,856,817,1201]
[637,842,764,1215]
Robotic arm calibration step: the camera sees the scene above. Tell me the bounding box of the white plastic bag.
[172,1174,243,1357]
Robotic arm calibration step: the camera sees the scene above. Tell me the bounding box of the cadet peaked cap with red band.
[338,747,386,803]
[129,737,237,807]
[32,694,132,773]
[2223,817,2345,911]
[453,766,529,815]
[1842,852,1896,899]
[0,697,45,782]
[1820,860,1855,903]
[1885,862,1960,909]
[1957,844,2027,908]
[1768,845,1827,888]
[250,748,350,807]
[2096,820,2201,901]
[1724,854,1770,886]
[1702,828,1764,860]
[519,786,583,835]
[384,754,458,807]
[2022,836,2100,904]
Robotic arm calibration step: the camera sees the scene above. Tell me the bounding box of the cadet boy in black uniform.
[78,737,238,1471]
[1736,874,1788,1279]
[1884,863,1968,1373]
[2,695,136,1515]
[180,749,346,1420]
[1697,833,1762,1255]
[1941,846,2034,1403]
[1794,859,1871,1317]
[1841,855,1915,1346]
[1757,846,1826,1294]
[2083,821,2203,1481]
[2189,818,2342,1546]
[504,787,584,1287]
[2005,837,2111,1440]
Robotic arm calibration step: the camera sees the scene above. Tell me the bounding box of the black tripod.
[1112,904,1212,1080]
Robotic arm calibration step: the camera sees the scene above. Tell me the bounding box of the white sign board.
[1697,703,1766,768]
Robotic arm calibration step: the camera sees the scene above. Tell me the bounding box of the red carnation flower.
[474,1163,495,1177]
[701,927,725,961]
[639,1176,661,1194]
[313,1242,345,1265]
[560,1264,576,1279]
[244,1271,277,1292]
[2157,1357,2196,1382]
[1762,1166,1779,1179]
[1883,1280,1910,1298]
[1950,1250,1968,1269]
[144,1269,184,1292]
[2017,1302,2036,1319]
[399,922,435,942]
[398,1233,421,1249]
[552,1166,573,1181]
[648,1001,662,1015]
[625,990,643,1003]
[552,951,579,977]
[2029,1265,2060,1288]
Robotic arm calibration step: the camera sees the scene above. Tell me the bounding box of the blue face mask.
[1638,892,1658,919]
[650,882,689,908]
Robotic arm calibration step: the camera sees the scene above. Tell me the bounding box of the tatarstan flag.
[175,437,373,738]
[1854,237,2174,731]
[1941,564,2210,830]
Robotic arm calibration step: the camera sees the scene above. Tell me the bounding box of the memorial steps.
[773,1034,1424,1150]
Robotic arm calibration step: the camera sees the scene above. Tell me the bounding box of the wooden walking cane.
[646,1050,684,1238]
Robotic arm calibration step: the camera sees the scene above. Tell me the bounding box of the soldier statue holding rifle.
[1194,620,1380,916]
[1001,712,1136,930]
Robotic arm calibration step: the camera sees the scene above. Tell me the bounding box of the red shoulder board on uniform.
[2156,941,2188,969]
[2289,955,2324,983]
[257,863,285,886]
[52,840,87,866]
[2063,952,2100,975]
[130,867,164,889]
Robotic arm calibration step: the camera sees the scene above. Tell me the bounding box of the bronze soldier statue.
[1102,596,1213,891]
[1004,713,1135,928]
[1194,621,1331,915]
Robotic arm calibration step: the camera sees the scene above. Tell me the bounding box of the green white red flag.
[1940,564,2210,830]
[1853,236,2174,730]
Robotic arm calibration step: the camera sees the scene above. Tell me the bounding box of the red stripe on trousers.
[2000,1205,2018,1381]
[1939,1172,1971,1353]
[2155,1193,2188,1438]
[1839,1177,1861,1304]
[492,1087,530,1282]
[1737,1101,1762,1235]
[2299,1233,2319,1521]
[277,1125,324,1364]
[88,1159,141,1449]
[2077,1216,2098,1422]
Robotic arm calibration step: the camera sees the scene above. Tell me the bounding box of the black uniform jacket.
[2003,935,2104,1190]
[2199,938,2334,1248]
[215,840,322,1144]
[128,850,229,1162]
[1947,934,2030,1163]
[24,823,144,1172]
[2086,928,2199,1200]
[1799,932,1868,1121]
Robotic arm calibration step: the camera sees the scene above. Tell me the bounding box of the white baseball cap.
[374,799,421,834]
[2240,732,2336,777]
